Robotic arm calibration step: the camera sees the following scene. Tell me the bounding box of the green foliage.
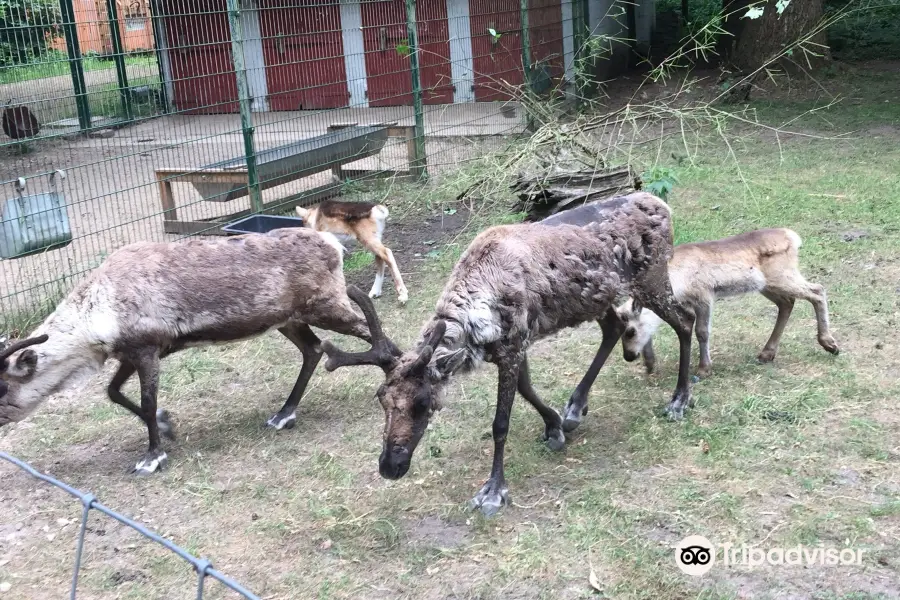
[641,166,680,200]
[395,39,410,57]
[0,0,60,67]
[656,0,722,24]
[827,0,900,61]
[0,51,153,84]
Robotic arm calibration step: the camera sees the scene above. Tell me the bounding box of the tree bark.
[731,0,829,73]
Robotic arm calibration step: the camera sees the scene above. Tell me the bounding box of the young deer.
[321,193,695,516]
[0,228,373,474]
[617,228,840,377]
[296,200,408,304]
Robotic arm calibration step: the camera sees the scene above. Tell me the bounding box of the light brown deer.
[0,228,378,474]
[617,228,840,377]
[296,200,408,304]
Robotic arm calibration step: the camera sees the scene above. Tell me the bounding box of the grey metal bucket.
[0,170,73,259]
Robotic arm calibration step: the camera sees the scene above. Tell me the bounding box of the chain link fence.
[0,0,647,332]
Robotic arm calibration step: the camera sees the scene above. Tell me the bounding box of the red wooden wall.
[163,0,239,114]
[360,0,452,107]
[259,0,349,110]
[161,0,565,111]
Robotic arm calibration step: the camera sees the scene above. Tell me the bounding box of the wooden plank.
[162,182,343,236]
[156,173,177,222]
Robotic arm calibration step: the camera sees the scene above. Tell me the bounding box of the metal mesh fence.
[1,451,261,599]
[0,0,625,334]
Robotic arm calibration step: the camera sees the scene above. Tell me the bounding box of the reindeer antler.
[322,286,400,372]
[0,334,48,362]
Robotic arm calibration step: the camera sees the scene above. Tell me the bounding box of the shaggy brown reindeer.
[296,200,408,304]
[0,228,374,474]
[617,228,840,377]
[322,193,695,516]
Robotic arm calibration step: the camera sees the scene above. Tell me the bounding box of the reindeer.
[321,193,696,516]
[0,228,374,474]
[296,200,408,305]
[617,227,840,377]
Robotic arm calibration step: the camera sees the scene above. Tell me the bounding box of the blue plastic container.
[221,214,305,235]
[0,171,73,259]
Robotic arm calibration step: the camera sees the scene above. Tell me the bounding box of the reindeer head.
[0,334,49,426]
[321,287,446,480]
[615,298,664,362]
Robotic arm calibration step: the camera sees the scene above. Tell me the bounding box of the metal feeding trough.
[0,171,73,259]
[222,214,305,235]
[192,125,389,202]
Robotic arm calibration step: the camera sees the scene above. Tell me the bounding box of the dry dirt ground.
[1,62,899,600]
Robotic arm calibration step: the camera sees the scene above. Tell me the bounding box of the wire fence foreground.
[0,451,261,600]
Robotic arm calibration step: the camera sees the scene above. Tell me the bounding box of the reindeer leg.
[562,309,624,432]
[641,338,657,374]
[108,360,175,442]
[266,324,323,430]
[367,240,408,305]
[470,348,520,517]
[694,302,713,378]
[517,353,565,451]
[132,349,167,475]
[758,292,794,363]
[369,256,386,299]
[656,304,695,420]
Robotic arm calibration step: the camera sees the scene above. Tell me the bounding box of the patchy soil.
[343,205,472,295]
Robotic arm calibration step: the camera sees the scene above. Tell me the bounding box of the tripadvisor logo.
[675,535,715,576]
[675,536,867,576]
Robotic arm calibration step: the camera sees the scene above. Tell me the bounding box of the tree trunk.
[732,0,829,73]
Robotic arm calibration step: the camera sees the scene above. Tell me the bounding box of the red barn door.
[468,0,523,101]
[361,0,452,106]
[164,0,238,114]
[259,0,349,110]
[529,0,565,92]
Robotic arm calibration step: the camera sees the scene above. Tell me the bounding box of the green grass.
[0,52,155,84]
[1,65,899,599]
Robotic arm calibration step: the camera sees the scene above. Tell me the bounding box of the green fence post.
[405,0,427,179]
[520,0,534,131]
[520,0,531,84]
[226,0,263,214]
[149,0,172,113]
[59,0,91,131]
[572,0,584,106]
[105,0,133,121]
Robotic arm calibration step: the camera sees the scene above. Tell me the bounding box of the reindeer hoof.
[562,398,588,432]
[368,289,382,299]
[133,451,168,475]
[469,479,510,517]
[265,412,296,430]
[820,336,840,356]
[397,291,409,305]
[157,409,176,441]
[665,403,685,421]
[542,423,566,451]
[757,350,777,363]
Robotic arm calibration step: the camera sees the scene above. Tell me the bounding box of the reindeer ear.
[16,350,38,376]
[432,347,466,377]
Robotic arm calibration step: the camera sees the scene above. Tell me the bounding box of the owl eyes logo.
[680,545,712,565]
[675,535,715,576]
